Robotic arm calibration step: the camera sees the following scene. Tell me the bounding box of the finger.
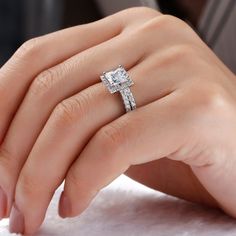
[2,15,192,210]
[0,7,160,144]
[2,29,144,223]
[61,90,189,218]
[0,9,129,218]
[0,9,124,144]
[2,14,193,213]
[2,12,193,172]
[9,38,199,232]
[9,49,179,234]
[8,13,201,233]
[3,10,163,220]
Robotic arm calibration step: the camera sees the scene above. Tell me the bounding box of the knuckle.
[190,83,229,117]
[145,14,176,30]
[158,44,196,67]
[171,44,198,62]
[66,169,97,196]
[138,14,190,37]
[18,173,40,197]
[156,14,179,26]
[95,123,126,154]
[159,14,189,30]
[15,37,42,60]
[66,169,82,189]
[52,90,92,126]
[0,147,15,174]
[119,7,161,32]
[29,69,56,97]
[172,44,196,59]
[201,84,228,111]
[53,100,78,126]
[124,6,160,18]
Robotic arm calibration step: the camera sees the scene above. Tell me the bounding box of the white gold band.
[119,87,136,112]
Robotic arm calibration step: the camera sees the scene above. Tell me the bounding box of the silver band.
[100,65,137,113]
[119,87,136,112]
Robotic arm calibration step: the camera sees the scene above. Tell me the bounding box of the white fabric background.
[1,175,236,235]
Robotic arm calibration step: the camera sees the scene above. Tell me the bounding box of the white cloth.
[1,175,236,235]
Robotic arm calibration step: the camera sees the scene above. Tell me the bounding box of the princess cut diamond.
[100,65,136,112]
[101,65,133,93]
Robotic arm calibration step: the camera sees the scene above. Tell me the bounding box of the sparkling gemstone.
[105,67,128,86]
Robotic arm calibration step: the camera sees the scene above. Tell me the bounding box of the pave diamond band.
[119,87,136,112]
[100,65,136,112]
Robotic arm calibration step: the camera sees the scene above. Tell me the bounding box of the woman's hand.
[0,7,236,234]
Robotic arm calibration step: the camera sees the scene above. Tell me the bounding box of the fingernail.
[59,191,71,218]
[0,186,7,219]
[9,203,24,234]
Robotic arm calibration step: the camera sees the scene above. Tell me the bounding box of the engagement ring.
[100,65,136,112]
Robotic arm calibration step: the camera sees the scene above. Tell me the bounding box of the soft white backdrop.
[1,175,236,236]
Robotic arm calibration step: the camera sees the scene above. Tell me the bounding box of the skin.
[0,7,236,234]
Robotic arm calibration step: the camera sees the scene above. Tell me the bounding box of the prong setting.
[100,65,134,94]
[100,65,136,112]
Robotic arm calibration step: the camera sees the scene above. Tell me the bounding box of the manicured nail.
[9,203,24,234]
[59,191,71,218]
[0,186,7,219]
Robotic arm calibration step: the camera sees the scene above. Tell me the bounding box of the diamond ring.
[100,65,136,112]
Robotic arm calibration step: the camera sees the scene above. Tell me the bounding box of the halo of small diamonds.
[100,65,134,94]
[100,65,136,112]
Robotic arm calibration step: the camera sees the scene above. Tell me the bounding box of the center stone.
[105,67,128,86]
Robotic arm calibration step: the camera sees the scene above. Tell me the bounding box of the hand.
[0,7,236,234]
